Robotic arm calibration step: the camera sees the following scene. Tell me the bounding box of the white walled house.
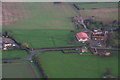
[2,37,17,51]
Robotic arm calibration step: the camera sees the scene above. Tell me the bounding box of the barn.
[76,32,89,42]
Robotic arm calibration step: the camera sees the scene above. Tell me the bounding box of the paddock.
[2,62,42,78]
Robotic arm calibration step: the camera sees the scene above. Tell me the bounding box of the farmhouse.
[76,32,89,42]
[2,37,17,51]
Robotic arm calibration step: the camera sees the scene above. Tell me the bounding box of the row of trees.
[33,56,48,78]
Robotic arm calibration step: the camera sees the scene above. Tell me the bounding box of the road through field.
[2,46,120,62]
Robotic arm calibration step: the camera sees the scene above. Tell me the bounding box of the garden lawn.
[2,63,42,78]
[9,30,79,48]
[2,50,28,59]
[36,51,118,78]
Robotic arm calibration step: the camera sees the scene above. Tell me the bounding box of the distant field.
[36,51,118,78]
[2,63,42,78]
[10,30,79,48]
[75,2,118,9]
[71,2,118,23]
[3,2,118,29]
[3,3,77,30]
[79,8,118,23]
[2,50,28,59]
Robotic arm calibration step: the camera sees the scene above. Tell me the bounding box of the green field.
[72,2,118,23]
[3,3,80,48]
[8,30,79,48]
[2,50,28,59]
[3,2,118,30]
[3,3,77,30]
[75,2,118,9]
[2,63,42,78]
[36,51,118,78]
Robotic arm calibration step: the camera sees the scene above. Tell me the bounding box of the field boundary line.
[27,63,39,78]
[2,62,29,64]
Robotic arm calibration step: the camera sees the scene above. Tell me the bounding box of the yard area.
[2,63,42,78]
[36,51,118,78]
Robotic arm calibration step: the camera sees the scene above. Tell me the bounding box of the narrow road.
[23,46,83,60]
[2,46,83,62]
[2,46,120,63]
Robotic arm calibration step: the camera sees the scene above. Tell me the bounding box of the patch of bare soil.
[2,2,30,25]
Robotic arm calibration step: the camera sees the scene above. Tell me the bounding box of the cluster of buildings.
[72,16,108,44]
[0,36,17,51]
[76,29,108,45]
[91,30,108,41]
[76,31,112,56]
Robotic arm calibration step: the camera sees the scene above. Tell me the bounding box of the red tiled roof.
[3,38,12,41]
[76,32,89,40]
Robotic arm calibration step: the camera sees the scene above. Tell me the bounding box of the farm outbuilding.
[91,30,108,41]
[76,32,89,42]
[2,37,17,51]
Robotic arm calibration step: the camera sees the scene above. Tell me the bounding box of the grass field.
[79,8,118,23]
[36,51,118,78]
[2,63,42,78]
[2,50,28,59]
[3,2,118,30]
[71,2,118,23]
[75,2,118,9]
[3,3,77,30]
[8,30,79,48]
